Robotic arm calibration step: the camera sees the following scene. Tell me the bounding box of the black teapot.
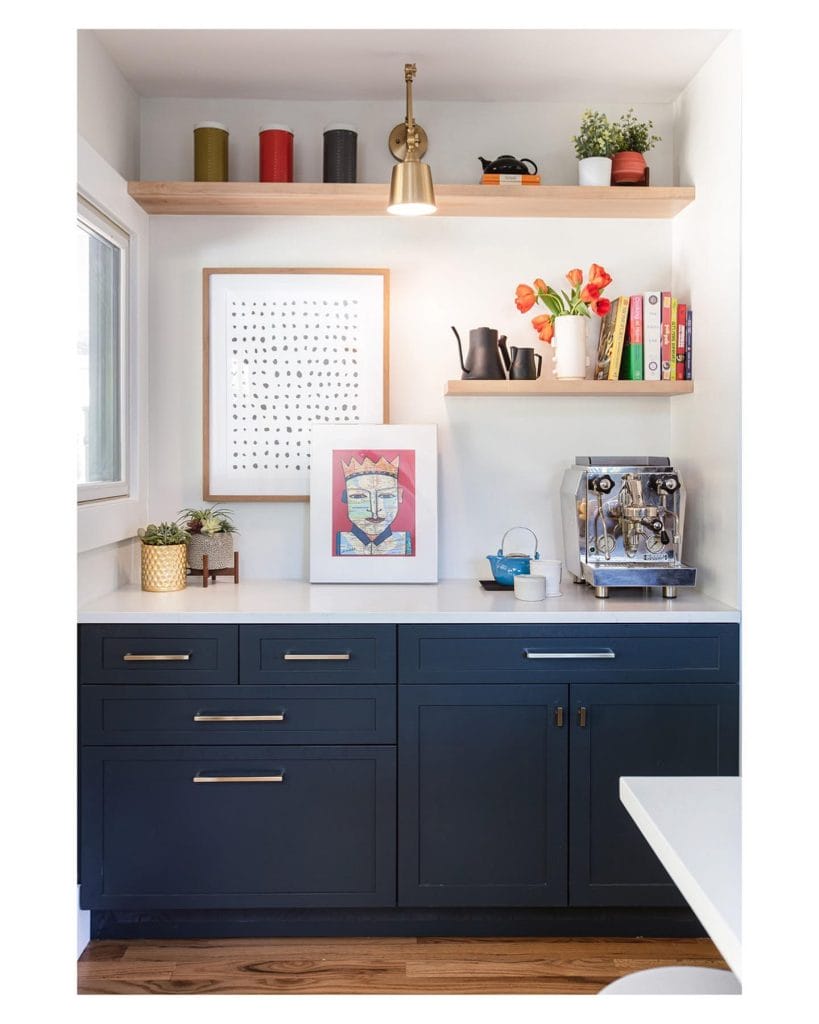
[478,154,538,175]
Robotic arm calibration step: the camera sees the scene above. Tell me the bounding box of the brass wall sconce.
[387,63,436,216]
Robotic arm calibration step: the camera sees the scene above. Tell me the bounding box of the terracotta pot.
[611,151,647,185]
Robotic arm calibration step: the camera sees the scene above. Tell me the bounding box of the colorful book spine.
[480,173,541,184]
[607,296,630,381]
[670,298,678,381]
[660,292,673,380]
[685,308,693,380]
[620,294,644,380]
[675,302,687,381]
[643,291,662,380]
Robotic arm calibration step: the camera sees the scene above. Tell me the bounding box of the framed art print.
[309,424,438,583]
[204,268,389,501]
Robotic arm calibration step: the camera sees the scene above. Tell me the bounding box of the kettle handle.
[451,325,468,374]
[497,334,511,375]
[522,158,538,175]
[500,526,540,559]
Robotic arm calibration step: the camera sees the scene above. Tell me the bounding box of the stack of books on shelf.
[480,173,541,185]
[594,292,693,381]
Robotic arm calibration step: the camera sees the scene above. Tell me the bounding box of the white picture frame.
[309,424,438,584]
[204,268,389,501]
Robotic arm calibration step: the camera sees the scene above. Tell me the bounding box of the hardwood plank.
[445,378,694,396]
[79,935,728,995]
[127,181,695,220]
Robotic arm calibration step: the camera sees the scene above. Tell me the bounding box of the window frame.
[77,194,131,504]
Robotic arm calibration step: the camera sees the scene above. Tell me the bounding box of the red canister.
[259,124,294,182]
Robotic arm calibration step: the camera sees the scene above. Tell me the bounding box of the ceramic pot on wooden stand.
[577,157,612,186]
[612,150,647,185]
[187,532,235,572]
[552,315,589,380]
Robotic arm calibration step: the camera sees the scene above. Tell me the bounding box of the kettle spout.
[451,326,469,375]
[497,334,511,375]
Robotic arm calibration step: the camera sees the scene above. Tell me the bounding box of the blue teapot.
[486,527,540,586]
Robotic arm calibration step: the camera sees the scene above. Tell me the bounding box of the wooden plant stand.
[187,552,240,587]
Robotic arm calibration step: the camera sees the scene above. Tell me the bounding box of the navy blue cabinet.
[398,685,568,906]
[568,683,739,906]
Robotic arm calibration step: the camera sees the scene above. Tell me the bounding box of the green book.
[619,295,644,380]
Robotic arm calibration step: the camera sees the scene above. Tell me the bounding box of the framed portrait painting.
[204,268,389,501]
[309,424,438,583]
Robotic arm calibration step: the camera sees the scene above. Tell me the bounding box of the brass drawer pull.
[554,706,565,728]
[193,774,284,784]
[193,713,285,723]
[577,706,588,728]
[524,649,615,660]
[283,652,351,661]
[123,652,192,662]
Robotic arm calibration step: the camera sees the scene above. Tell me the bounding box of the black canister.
[323,123,357,183]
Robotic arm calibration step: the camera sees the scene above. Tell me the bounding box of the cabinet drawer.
[240,624,396,685]
[80,625,238,685]
[81,685,396,745]
[399,624,739,684]
[80,745,396,909]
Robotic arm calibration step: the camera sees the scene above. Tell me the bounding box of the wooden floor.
[78,935,729,994]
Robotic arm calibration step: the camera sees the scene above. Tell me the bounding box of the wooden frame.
[204,268,389,501]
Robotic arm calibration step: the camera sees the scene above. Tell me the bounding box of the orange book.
[480,173,541,185]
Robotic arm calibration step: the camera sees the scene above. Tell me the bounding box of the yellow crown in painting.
[341,455,400,479]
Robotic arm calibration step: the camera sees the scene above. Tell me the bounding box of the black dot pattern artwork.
[228,296,363,474]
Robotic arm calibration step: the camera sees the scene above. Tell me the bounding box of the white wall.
[149,213,671,580]
[140,98,676,186]
[77,31,140,181]
[671,33,741,607]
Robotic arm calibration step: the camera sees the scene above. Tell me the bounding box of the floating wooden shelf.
[127,181,695,219]
[445,379,694,396]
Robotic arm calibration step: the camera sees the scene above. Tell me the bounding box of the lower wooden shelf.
[445,379,693,396]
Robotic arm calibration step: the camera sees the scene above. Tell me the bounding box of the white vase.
[552,315,589,380]
[578,157,612,186]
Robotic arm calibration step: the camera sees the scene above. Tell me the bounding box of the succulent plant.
[178,505,238,535]
[138,522,190,546]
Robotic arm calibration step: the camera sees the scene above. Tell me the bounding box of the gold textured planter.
[187,532,234,571]
[141,544,188,592]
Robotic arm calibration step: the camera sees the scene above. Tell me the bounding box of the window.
[77,196,129,502]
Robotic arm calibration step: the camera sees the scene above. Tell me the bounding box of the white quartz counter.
[78,579,739,624]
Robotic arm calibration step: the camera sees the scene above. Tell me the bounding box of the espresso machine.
[561,456,696,598]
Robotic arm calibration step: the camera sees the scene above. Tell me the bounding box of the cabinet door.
[399,685,568,907]
[80,745,396,909]
[569,683,739,907]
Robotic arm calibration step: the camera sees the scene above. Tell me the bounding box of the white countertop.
[620,776,742,980]
[78,579,739,624]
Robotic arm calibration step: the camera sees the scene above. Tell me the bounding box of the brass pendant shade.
[387,63,436,216]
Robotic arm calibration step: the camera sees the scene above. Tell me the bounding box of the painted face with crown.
[336,455,412,556]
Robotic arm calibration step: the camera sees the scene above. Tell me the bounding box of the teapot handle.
[500,526,539,559]
[522,158,538,175]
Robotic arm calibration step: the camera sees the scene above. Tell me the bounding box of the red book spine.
[660,292,672,380]
[676,303,687,381]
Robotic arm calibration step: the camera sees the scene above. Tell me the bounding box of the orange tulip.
[580,283,601,303]
[515,284,537,313]
[531,313,554,343]
[592,297,611,317]
[587,263,612,291]
[566,268,583,288]
[534,277,548,294]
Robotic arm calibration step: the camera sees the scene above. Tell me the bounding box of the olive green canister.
[194,122,229,181]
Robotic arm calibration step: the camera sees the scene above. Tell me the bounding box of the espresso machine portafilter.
[560,456,697,598]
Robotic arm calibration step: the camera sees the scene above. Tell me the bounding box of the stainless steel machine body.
[560,456,697,598]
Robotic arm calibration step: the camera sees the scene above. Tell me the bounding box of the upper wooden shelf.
[127,181,695,219]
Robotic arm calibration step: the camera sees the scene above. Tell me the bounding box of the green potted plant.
[178,505,238,574]
[611,109,662,185]
[138,522,189,592]
[572,110,617,186]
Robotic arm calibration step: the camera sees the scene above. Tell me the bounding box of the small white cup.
[514,574,546,601]
[530,559,562,596]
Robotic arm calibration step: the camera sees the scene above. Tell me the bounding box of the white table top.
[620,776,741,980]
[77,578,740,624]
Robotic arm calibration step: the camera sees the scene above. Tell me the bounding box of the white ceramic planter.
[552,315,589,380]
[578,157,612,186]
